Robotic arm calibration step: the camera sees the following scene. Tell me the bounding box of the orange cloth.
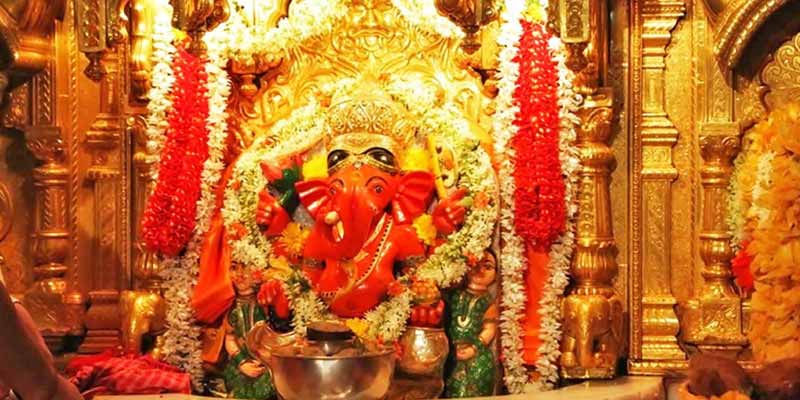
[192,164,237,325]
[521,246,549,365]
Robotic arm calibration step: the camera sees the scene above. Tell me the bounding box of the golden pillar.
[23,127,83,351]
[558,0,623,379]
[681,124,747,355]
[629,0,687,371]
[118,114,167,355]
[561,89,623,379]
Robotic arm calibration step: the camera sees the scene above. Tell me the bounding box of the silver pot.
[269,347,395,400]
[249,322,396,400]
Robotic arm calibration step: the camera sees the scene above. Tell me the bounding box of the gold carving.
[560,91,623,379]
[434,0,497,53]
[119,289,166,354]
[3,83,30,130]
[713,0,788,71]
[129,0,160,102]
[22,126,81,352]
[682,127,748,356]
[244,0,488,140]
[559,0,590,43]
[557,0,622,379]
[761,32,800,111]
[172,0,230,54]
[629,0,687,370]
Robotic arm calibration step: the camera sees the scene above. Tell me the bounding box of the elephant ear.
[296,178,330,219]
[392,171,435,224]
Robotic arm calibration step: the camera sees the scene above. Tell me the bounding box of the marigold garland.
[743,103,800,362]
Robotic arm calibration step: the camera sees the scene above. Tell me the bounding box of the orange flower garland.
[735,103,800,362]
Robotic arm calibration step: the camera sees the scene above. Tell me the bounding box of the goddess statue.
[444,251,499,397]
[222,263,276,399]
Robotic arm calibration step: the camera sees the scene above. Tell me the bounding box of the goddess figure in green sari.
[444,251,499,398]
[223,263,276,399]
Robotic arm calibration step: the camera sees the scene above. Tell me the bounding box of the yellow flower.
[412,214,437,245]
[266,255,292,281]
[279,223,309,257]
[302,154,328,179]
[345,318,370,339]
[401,146,431,172]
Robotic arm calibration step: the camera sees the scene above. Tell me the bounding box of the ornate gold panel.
[761,32,800,111]
[243,1,489,135]
[629,0,687,372]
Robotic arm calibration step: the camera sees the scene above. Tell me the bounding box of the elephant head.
[561,294,622,370]
[296,146,434,260]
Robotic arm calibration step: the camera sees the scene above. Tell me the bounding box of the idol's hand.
[455,343,477,361]
[432,188,467,235]
[257,279,290,319]
[409,300,444,328]
[239,360,265,378]
[256,190,290,236]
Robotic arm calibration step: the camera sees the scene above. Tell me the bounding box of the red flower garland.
[510,21,566,251]
[142,42,210,256]
[731,240,754,293]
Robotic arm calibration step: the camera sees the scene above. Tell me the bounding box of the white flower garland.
[158,25,232,386]
[528,37,580,391]
[493,0,527,394]
[144,0,176,180]
[391,0,464,39]
[219,0,348,65]
[751,151,775,229]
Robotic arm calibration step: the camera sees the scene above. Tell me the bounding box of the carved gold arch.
[235,0,491,145]
[713,0,792,71]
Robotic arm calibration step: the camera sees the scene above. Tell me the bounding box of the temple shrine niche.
[1,0,800,399]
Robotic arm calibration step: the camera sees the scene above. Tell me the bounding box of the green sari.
[444,290,496,398]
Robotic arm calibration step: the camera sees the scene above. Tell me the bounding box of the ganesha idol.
[192,78,499,398]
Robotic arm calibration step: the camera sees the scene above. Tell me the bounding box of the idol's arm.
[479,303,499,346]
[0,281,82,400]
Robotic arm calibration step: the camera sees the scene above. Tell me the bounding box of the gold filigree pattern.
[244,0,488,140]
[761,32,800,111]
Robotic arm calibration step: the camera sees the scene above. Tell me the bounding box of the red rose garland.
[511,21,566,251]
[142,42,211,256]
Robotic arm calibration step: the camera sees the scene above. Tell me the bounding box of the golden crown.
[325,81,414,158]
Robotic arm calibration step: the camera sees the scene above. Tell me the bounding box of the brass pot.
[397,326,449,376]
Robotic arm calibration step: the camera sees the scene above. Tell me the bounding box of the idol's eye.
[365,147,396,167]
[327,150,350,169]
